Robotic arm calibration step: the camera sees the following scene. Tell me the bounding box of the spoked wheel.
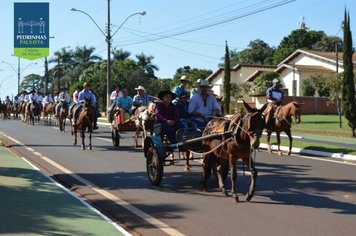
[146,144,163,186]
[111,127,120,147]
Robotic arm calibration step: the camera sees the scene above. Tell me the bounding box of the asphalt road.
[1,119,356,236]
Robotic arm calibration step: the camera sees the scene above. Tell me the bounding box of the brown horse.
[71,98,94,150]
[58,101,69,132]
[133,102,156,147]
[201,101,268,203]
[43,102,55,125]
[2,102,11,120]
[264,101,302,155]
[11,102,21,120]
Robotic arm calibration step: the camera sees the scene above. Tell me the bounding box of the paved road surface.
[1,119,356,236]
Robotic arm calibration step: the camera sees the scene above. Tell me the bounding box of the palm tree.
[135,53,159,78]
[48,47,74,94]
[73,46,101,67]
[112,48,131,61]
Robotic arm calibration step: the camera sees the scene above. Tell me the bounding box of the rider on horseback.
[42,92,53,112]
[55,87,70,117]
[265,78,284,127]
[28,90,38,104]
[73,82,99,129]
[108,84,123,122]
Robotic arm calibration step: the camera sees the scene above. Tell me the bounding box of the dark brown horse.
[133,102,156,147]
[2,102,11,120]
[201,101,268,203]
[71,98,94,150]
[264,101,302,155]
[58,101,69,132]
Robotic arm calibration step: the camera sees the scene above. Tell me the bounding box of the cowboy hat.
[180,75,190,82]
[157,90,177,100]
[272,78,280,84]
[135,85,146,91]
[199,79,210,87]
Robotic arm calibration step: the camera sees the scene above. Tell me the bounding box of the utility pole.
[106,0,111,116]
[44,57,49,94]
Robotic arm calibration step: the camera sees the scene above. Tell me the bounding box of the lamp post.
[70,2,146,114]
[1,59,37,94]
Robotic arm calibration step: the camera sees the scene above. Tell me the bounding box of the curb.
[259,143,356,161]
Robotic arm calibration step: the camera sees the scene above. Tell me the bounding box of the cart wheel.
[111,127,120,147]
[146,145,163,186]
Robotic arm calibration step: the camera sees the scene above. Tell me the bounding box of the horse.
[200,101,268,203]
[11,102,20,120]
[71,98,94,150]
[43,102,55,125]
[2,102,11,120]
[58,101,69,132]
[264,101,302,155]
[27,101,41,125]
[133,102,157,147]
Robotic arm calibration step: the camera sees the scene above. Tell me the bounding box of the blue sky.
[1,0,355,98]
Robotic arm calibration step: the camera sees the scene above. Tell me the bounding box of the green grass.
[292,114,353,137]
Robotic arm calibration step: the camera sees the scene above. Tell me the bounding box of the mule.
[201,101,267,203]
[264,101,302,155]
[71,98,94,150]
[133,102,156,147]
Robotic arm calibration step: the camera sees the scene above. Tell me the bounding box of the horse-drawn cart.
[143,124,231,186]
[111,109,142,147]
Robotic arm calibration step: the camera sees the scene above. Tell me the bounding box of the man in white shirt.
[55,87,70,117]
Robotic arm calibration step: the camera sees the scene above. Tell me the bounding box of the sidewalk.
[0,145,129,236]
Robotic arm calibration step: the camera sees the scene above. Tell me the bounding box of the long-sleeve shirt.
[43,95,53,104]
[188,93,221,123]
[58,92,70,103]
[155,102,179,124]
[73,90,80,104]
[78,90,96,105]
[110,90,123,103]
[117,96,133,109]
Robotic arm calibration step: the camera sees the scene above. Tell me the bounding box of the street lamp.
[1,60,37,94]
[70,3,146,114]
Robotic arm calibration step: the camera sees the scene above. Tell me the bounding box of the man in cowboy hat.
[265,78,285,129]
[56,87,70,117]
[266,78,284,105]
[132,85,154,108]
[188,79,221,128]
[155,90,179,143]
[73,82,98,129]
[172,75,190,103]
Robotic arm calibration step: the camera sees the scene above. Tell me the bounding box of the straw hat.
[134,85,146,91]
[180,75,190,82]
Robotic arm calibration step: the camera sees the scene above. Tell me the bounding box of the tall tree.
[238,39,275,65]
[224,41,231,114]
[135,53,159,79]
[342,10,356,137]
[273,29,326,64]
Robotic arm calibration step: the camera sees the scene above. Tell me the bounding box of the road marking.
[0,131,185,236]
[96,137,112,142]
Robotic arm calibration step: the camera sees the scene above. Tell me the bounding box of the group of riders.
[1,76,284,139]
[107,75,284,144]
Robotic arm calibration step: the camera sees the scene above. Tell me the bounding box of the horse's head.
[146,102,156,118]
[83,98,92,108]
[291,102,302,124]
[240,100,266,149]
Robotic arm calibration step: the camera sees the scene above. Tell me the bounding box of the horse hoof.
[278,151,283,156]
[246,194,253,202]
[88,147,92,150]
[222,189,228,196]
[184,165,191,171]
[81,146,85,150]
[287,151,291,155]
[233,196,239,203]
